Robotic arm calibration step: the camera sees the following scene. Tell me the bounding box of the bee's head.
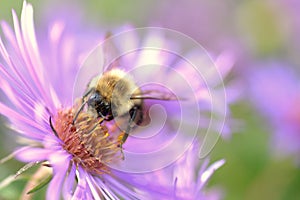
[87,92,113,120]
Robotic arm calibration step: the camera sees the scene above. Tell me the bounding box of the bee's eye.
[99,101,110,117]
[87,93,100,107]
[87,92,111,118]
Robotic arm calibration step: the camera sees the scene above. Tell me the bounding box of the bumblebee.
[73,34,179,147]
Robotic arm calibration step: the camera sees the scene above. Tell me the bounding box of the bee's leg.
[119,105,141,158]
[82,88,93,100]
[73,89,94,124]
[123,106,140,144]
[72,99,88,124]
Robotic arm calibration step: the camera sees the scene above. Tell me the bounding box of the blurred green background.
[0,0,299,199]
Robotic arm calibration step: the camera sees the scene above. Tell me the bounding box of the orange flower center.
[52,107,122,175]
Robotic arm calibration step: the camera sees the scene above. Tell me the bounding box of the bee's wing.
[102,32,120,72]
[130,90,184,101]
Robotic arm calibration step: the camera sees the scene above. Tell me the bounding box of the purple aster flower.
[0,1,230,199]
[249,62,300,161]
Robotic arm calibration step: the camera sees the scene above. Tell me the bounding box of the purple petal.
[14,147,52,162]
[72,167,90,199]
[46,151,71,200]
[0,102,47,140]
[85,175,102,200]
[62,163,76,199]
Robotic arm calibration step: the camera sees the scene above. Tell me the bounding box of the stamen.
[52,106,122,175]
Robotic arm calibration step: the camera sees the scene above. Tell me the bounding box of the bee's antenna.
[73,99,88,124]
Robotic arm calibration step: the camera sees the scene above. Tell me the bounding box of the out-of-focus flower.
[153,0,236,51]
[249,63,300,161]
[149,0,240,139]
[112,143,225,200]
[0,1,229,199]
